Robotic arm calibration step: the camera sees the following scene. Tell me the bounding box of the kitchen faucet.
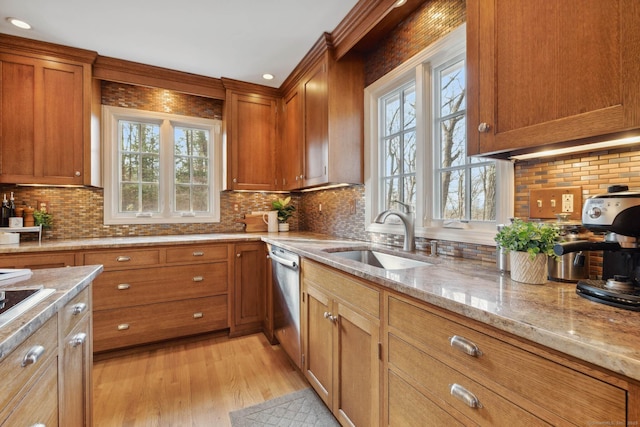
[374,201,415,252]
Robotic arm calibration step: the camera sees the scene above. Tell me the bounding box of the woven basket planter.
[509,252,548,284]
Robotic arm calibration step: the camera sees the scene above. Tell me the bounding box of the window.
[103,106,222,225]
[365,24,513,245]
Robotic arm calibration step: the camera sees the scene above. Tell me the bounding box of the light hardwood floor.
[93,333,308,427]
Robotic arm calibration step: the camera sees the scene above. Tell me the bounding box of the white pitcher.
[263,211,279,232]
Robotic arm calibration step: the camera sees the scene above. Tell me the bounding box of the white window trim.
[364,24,514,246]
[102,105,222,225]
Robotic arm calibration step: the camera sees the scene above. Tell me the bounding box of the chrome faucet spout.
[374,209,416,252]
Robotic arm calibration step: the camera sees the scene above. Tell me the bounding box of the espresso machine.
[554,185,640,310]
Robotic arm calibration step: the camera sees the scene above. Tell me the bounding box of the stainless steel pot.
[548,231,589,282]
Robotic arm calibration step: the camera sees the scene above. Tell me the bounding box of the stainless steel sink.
[330,250,431,270]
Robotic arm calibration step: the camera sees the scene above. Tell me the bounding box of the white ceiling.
[0,0,360,88]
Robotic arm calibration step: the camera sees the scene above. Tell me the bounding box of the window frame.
[364,24,513,246]
[102,105,222,225]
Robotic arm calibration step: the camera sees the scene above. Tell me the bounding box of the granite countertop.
[262,235,640,383]
[2,232,639,382]
[0,265,103,361]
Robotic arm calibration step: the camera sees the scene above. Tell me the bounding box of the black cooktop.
[0,289,40,315]
[576,279,640,311]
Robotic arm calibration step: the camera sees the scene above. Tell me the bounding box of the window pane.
[192,158,209,184]
[440,61,466,116]
[440,115,466,168]
[383,94,401,136]
[141,183,159,212]
[175,157,190,184]
[120,154,139,181]
[404,176,416,210]
[403,131,416,174]
[192,185,209,211]
[470,164,496,221]
[382,178,400,210]
[175,185,191,211]
[173,126,210,213]
[141,155,159,182]
[120,184,139,212]
[440,169,465,219]
[384,136,401,177]
[403,86,416,129]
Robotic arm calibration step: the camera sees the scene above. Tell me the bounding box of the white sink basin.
[329,249,431,270]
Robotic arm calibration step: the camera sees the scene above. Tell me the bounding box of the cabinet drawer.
[166,245,229,264]
[0,315,57,411]
[302,259,379,318]
[388,334,550,426]
[59,286,91,337]
[0,356,58,427]
[387,294,626,425]
[93,295,228,352]
[84,249,160,270]
[93,263,228,310]
[0,252,75,269]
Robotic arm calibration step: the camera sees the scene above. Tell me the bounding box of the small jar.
[14,207,24,218]
[23,207,35,227]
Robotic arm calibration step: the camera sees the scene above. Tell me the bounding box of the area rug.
[229,388,340,427]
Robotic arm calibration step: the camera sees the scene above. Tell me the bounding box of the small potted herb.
[33,208,53,229]
[494,218,559,284]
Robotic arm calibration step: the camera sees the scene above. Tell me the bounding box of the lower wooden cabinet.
[302,259,381,427]
[231,242,265,336]
[0,251,76,269]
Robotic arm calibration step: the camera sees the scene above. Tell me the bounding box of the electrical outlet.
[348,199,356,215]
[562,194,574,212]
[233,204,239,212]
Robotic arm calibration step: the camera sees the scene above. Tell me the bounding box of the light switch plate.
[529,187,582,220]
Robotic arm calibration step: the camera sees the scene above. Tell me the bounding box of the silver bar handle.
[192,251,204,257]
[192,276,204,282]
[30,424,46,427]
[118,324,130,331]
[269,251,298,269]
[450,335,482,357]
[450,383,482,408]
[117,284,131,290]
[72,302,87,315]
[70,332,87,347]
[21,345,45,367]
[116,256,131,262]
[193,312,204,319]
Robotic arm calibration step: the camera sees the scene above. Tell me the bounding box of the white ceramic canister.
[263,211,279,232]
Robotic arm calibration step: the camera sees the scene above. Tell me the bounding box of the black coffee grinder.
[554,185,640,310]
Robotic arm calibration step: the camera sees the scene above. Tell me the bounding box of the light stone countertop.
[0,265,103,361]
[1,232,639,382]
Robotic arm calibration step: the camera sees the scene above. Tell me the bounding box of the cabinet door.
[302,60,329,187]
[281,86,303,190]
[227,92,277,190]
[303,284,333,408]
[334,301,380,427]
[0,53,85,185]
[232,242,265,333]
[60,314,91,427]
[467,0,640,156]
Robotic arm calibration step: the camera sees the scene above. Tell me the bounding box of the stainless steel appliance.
[554,185,640,310]
[268,244,302,369]
[547,215,589,282]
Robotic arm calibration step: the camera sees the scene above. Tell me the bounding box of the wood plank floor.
[93,333,309,427]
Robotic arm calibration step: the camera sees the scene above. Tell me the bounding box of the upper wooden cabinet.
[224,79,279,191]
[281,35,364,190]
[0,35,98,185]
[467,0,640,157]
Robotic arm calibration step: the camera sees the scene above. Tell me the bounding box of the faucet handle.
[391,200,413,214]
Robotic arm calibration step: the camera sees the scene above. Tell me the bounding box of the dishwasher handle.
[269,250,298,269]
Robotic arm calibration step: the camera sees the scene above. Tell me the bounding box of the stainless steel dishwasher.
[268,243,302,369]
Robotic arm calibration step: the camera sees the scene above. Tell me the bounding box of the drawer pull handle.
[193,312,204,319]
[193,251,204,257]
[117,324,130,331]
[70,332,87,347]
[116,256,131,262]
[450,335,482,357]
[117,284,131,290]
[72,302,87,315]
[323,311,337,323]
[21,345,45,367]
[192,276,204,282]
[31,424,46,427]
[450,383,482,409]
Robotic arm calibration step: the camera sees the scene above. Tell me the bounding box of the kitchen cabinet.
[59,286,92,427]
[301,259,380,427]
[231,242,265,336]
[0,35,97,185]
[224,79,279,191]
[280,36,364,189]
[87,244,231,352]
[383,292,627,426]
[0,251,77,269]
[0,316,58,426]
[467,0,640,157]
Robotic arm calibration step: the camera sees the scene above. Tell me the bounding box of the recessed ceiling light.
[6,17,32,30]
[262,73,274,81]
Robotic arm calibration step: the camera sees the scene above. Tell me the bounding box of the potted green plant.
[272,196,296,232]
[33,208,53,229]
[494,218,559,284]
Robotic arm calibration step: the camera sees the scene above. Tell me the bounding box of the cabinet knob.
[450,383,482,409]
[21,345,45,367]
[477,122,491,133]
[299,174,304,180]
[236,253,241,258]
[70,332,87,347]
[72,302,87,315]
[75,171,81,177]
[323,311,337,323]
[233,178,238,183]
